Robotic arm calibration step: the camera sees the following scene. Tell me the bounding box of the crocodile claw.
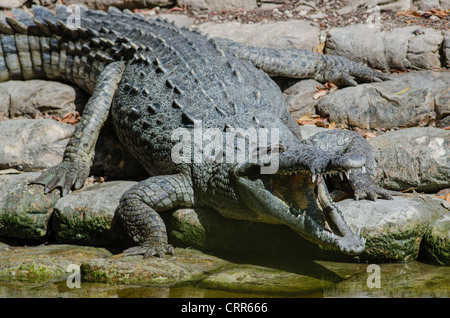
[31,160,90,196]
[123,243,175,259]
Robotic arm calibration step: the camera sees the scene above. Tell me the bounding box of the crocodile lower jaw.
[234,165,366,255]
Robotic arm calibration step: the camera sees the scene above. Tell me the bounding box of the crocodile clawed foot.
[31,160,90,196]
[123,243,175,259]
[354,185,399,201]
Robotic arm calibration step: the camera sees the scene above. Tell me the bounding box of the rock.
[444,31,450,68]
[0,118,147,179]
[0,244,112,282]
[156,13,196,28]
[81,248,231,285]
[52,180,137,246]
[338,194,449,261]
[337,0,412,15]
[198,20,321,50]
[369,127,450,192]
[197,263,335,296]
[413,0,450,10]
[0,80,88,119]
[0,0,27,9]
[326,24,388,72]
[0,172,59,240]
[176,0,258,11]
[405,27,444,70]
[326,25,445,71]
[0,119,73,171]
[422,212,450,265]
[315,71,450,130]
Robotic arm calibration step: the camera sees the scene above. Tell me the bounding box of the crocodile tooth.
[362,166,366,173]
[339,172,344,180]
[345,170,350,179]
[311,174,316,183]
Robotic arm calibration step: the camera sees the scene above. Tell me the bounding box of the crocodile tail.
[0,5,140,93]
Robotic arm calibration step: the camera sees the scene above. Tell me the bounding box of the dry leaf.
[435,192,450,203]
[353,127,377,139]
[324,83,337,90]
[313,42,325,54]
[53,112,80,125]
[313,90,329,100]
[429,9,447,19]
[394,86,410,95]
[328,122,336,130]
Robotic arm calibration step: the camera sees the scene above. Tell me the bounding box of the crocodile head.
[232,148,366,255]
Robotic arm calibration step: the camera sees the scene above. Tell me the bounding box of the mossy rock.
[422,212,450,265]
[0,244,112,282]
[0,173,60,240]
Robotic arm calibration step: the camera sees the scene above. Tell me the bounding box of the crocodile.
[0,5,397,257]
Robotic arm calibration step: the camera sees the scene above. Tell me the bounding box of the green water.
[0,260,448,298]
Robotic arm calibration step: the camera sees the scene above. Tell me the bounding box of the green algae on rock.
[81,248,231,286]
[0,173,60,240]
[0,244,112,282]
[338,194,449,262]
[52,181,137,246]
[422,212,450,266]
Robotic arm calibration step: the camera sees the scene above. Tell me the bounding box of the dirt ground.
[150,0,449,31]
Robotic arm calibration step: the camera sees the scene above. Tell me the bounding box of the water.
[0,260,448,298]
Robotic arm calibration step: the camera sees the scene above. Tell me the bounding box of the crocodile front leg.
[304,129,398,200]
[32,61,126,195]
[116,172,195,258]
[213,37,390,86]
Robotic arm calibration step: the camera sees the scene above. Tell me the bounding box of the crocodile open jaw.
[235,166,366,255]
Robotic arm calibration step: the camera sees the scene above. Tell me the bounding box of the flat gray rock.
[0,80,87,119]
[326,24,445,71]
[0,119,73,171]
[198,19,322,50]
[370,127,450,192]
[315,71,450,129]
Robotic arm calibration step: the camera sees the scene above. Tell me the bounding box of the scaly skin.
[0,5,398,257]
